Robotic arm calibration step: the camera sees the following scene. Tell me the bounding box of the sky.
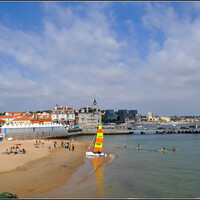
[0,2,200,116]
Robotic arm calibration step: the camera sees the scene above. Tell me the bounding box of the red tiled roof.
[13,117,35,121]
[0,115,17,119]
[39,118,52,122]
[31,120,42,124]
[6,112,23,114]
[23,114,32,116]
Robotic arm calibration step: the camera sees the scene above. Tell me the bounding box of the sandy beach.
[0,139,89,198]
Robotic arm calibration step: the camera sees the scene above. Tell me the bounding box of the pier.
[130,127,200,135]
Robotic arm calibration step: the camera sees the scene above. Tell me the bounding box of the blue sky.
[0,2,200,116]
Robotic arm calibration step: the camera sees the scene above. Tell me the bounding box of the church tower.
[92,98,98,113]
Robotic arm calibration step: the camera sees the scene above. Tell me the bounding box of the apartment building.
[52,105,75,126]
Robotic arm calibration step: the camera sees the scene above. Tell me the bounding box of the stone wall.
[82,128,130,135]
[4,130,69,140]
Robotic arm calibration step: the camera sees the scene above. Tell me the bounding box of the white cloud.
[1,2,200,115]
[134,3,200,101]
[0,2,129,111]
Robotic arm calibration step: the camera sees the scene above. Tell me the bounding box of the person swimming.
[172,146,176,151]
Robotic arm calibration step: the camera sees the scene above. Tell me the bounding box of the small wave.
[87,167,97,176]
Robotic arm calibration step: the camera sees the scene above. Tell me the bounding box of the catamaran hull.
[86,152,107,158]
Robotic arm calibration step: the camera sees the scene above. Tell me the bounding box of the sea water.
[37,133,200,198]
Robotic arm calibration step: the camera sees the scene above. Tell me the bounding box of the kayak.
[157,150,167,152]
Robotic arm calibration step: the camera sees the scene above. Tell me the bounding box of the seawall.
[3,130,69,140]
[2,127,131,140]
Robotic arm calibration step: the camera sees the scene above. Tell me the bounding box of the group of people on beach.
[35,140,45,148]
[5,145,26,155]
[61,140,75,151]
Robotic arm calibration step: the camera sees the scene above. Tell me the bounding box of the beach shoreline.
[31,151,115,198]
[0,139,89,198]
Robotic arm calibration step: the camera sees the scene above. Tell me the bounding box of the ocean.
[37,132,200,198]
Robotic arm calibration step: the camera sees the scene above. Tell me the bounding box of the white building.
[78,99,101,128]
[147,112,153,121]
[5,112,23,116]
[52,105,75,126]
[160,117,171,123]
[0,115,17,124]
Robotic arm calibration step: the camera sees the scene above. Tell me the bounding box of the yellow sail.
[93,125,104,153]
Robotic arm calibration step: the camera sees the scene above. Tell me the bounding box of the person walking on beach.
[72,144,75,151]
[69,144,71,151]
[54,141,57,148]
[125,144,127,148]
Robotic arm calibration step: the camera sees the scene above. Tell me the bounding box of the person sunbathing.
[6,149,10,155]
[22,148,26,154]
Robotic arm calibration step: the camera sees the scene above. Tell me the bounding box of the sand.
[0,139,53,172]
[0,139,89,198]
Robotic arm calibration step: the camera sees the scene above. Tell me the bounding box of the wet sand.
[32,152,115,198]
[0,139,88,198]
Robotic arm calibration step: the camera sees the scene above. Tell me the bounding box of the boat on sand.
[86,125,107,158]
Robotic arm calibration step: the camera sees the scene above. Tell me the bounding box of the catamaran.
[86,125,107,158]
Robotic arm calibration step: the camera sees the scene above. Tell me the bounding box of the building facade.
[147,112,154,121]
[78,99,101,128]
[0,115,17,125]
[128,110,138,120]
[52,105,75,126]
[12,117,35,126]
[118,109,128,122]
[105,109,117,121]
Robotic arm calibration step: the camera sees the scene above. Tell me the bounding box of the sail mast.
[88,135,96,150]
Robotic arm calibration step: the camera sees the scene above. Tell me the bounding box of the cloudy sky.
[0,2,200,116]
